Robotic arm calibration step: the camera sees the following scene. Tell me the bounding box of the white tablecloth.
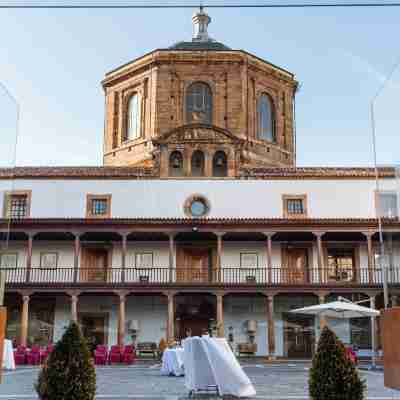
[3,339,15,370]
[184,337,256,397]
[161,348,185,376]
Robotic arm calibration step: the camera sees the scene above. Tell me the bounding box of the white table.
[184,337,256,397]
[161,348,185,376]
[3,339,15,370]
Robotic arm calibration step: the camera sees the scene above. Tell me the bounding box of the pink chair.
[13,345,27,365]
[122,345,136,365]
[40,344,54,364]
[109,345,122,364]
[94,345,108,365]
[27,345,41,365]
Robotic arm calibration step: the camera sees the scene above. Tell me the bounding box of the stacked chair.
[13,346,27,365]
[94,345,108,365]
[26,345,41,365]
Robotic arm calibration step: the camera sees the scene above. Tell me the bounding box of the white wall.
[0,177,395,219]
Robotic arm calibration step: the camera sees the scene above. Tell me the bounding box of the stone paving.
[0,362,399,399]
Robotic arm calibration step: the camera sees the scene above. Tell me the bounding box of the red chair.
[40,344,54,364]
[122,345,136,365]
[109,345,122,364]
[345,347,358,365]
[13,345,27,365]
[27,345,41,365]
[94,345,108,365]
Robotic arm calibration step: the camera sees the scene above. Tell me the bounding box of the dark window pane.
[9,195,27,219]
[258,94,276,142]
[186,82,212,124]
[92,199,108,215]
[287,199,304,215]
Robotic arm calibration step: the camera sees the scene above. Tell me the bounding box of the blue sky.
[0,3,399,167]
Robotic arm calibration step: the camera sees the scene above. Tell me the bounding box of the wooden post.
[318,292,327,336]
[216,292,225,338]
[118,293,126,346]
[168,234,175,283]
[313,232,325,283]
[215,232,225,283]
[166,292,175,343]
[264,232,275,283]
[70,293,79,323]
[266,294,275,359]
[121,233,128,283]
[20,294,30,347]
[363,232,375,284]
[0,307,7,383]
[73,233,80,283]
[26,234,34,283]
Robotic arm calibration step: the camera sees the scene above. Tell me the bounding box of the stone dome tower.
[102,8,298,177]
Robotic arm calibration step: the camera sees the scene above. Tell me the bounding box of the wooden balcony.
[2,266,398,289]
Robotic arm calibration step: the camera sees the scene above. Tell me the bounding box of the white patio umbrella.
[290,300,380,319]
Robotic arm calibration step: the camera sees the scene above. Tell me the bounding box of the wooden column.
[26,234,34,283]
[264,232,275,283]
[73,233,80,283]
[118,293,126,346]
[313,232,325,282]
[266,294,276,359]
[168,233,175,283]
[121,233,128,283]
[363,232,375,284]
[215,232,225,283]
[166,292,175,343]
[318,292,327,333]
[70,293,79,323]
[216,292,225,338]
[20,294,30,346]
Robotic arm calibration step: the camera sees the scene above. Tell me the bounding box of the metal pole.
[369,56,400,309]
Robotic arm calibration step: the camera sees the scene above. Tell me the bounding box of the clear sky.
[0,2,399,168]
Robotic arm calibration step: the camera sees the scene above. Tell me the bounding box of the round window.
[184,195,210,218]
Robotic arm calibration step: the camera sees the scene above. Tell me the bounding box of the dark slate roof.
[168,41,231,51]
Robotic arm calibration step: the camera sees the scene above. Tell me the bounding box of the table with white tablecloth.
[3,339,15,370]
[161,348,185,376]
[184,337,256,398]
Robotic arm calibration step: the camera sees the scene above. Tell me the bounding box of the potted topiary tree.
[309,326,365,400]
[36,322,96,400]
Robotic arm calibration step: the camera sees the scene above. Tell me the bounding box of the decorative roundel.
[184,194,210,218]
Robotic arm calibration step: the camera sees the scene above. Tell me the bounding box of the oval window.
[184,195,210,218]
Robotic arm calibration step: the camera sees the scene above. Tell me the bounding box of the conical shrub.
[309,326,365,400]
[36,322,96,400]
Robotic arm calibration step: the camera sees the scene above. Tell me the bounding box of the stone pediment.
[153,124,243,145]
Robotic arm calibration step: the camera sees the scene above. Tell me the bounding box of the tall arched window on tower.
[126,93,141,140]
[213,151,227,177]
[169,151,184,177]
[191,150,205,177]
[186,82,212,124]
[257,93,276,142]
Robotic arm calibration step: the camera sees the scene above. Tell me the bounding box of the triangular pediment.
[153,124,243,145]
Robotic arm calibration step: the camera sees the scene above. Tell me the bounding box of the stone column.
[118,293,126,346]
[70,293,79,323]
[215,232,225,283]
[73,233,81,283]
[313,232,325,282]
[166,292,175,343]
[264,232,275,283]
[168,233,175,283]
[318,292,327,333]
[216,292,225,338]
[363,232,375,284]
[266,294,276,359]
[20,294,30,346]
[121,233,128,283]
[26,234,34,283]
[370,295,378,366]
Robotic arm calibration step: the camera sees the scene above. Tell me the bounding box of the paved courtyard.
[0,362,399,400]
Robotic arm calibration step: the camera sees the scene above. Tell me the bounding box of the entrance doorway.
[285,248,309,284]
[81,248,109,282]
[283,313,315,358]
[175,295,215,339]
[176,247,212,283]
[79,313,108,354]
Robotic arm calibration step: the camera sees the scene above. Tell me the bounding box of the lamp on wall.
[128,320,139,345]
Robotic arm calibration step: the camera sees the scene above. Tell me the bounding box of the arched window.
[127,93,141,140]
[186,82,212,124]
[212,151,227,177]
[257,93,276,142]
[169,151,184,177]
[191,150,205,177]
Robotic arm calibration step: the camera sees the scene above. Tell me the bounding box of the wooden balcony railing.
[2,266,399,286]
